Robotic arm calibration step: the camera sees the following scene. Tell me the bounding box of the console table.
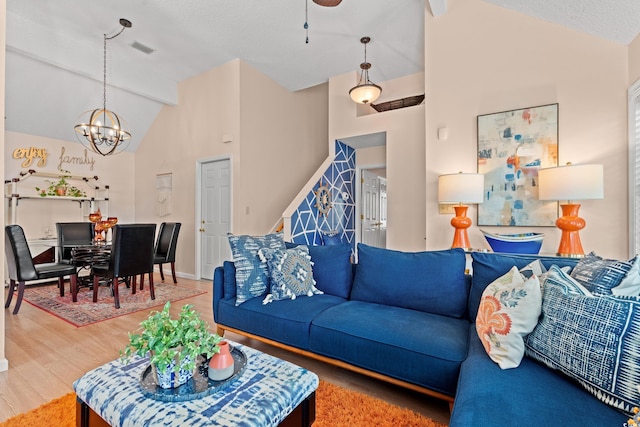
[73,341,318,427]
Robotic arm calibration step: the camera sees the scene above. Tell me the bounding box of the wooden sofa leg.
[216,326,225,336]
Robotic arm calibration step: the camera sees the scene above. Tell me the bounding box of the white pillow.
[476,266,542,369]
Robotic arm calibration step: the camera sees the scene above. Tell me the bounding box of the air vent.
[130,41,155,55]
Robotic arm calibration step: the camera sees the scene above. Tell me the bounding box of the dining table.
[59,240,112,301]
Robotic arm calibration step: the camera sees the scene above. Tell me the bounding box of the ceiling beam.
[427,0,447,17]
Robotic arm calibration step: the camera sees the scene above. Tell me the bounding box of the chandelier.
[74,19,132,156]
[349,37,382,105]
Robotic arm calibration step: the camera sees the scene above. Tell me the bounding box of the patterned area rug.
[22,282,206,327]
[0,381,447,427]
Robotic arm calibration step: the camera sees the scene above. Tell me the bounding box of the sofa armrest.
[213,265,225,323]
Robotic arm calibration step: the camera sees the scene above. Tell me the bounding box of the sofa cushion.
[469,252,578,321]
[286,243,353,298]
[450,325,624,426]
[525,267,640,415]
[309,300,469,396]
[570,251,639,295]
[223,261,236,300]
[350,244,467,318]
[227,232,285,306]
[216,294,346,349]
[259,246,323,304]
[309,244,352,298]
[476,266,541,369]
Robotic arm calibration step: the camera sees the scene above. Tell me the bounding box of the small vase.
[208,341,234,381]
[152,353,194,389]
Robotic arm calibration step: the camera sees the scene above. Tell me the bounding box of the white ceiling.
[5,0,640,152]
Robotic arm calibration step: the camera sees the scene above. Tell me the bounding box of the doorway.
[360,169,387,248]
[198,158,231,280]
[339,131,387,251]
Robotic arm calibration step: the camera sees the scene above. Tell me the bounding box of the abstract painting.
[477,104,558,226]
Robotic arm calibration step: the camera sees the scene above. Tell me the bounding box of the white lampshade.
[438,173,485,204]
[349,83,382,104]
[538,164,604,201]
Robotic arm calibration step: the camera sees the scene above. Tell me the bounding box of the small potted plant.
[121,301,222,388]
[35,169,86,198]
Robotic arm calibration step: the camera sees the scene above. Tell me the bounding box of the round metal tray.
[139,346,247,402]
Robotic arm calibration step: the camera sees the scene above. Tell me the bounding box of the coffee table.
[73,341,318,427]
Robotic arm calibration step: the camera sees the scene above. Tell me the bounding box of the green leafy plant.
[121,301,221,375]
[35,169,86,198]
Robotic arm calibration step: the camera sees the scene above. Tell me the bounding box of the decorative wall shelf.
[4,169,110,224]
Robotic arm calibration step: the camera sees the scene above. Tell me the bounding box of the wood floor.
[0,275,451,425]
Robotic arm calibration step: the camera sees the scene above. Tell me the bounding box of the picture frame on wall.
[477,103,559,226]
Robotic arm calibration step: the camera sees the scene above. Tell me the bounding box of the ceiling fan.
[313,0,342,6]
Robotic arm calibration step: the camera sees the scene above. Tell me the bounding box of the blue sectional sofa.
[213,242,633,426]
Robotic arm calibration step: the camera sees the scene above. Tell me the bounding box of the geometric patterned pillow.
[525,278,640,415]
[227,232,285,306]
[476,266,542,369]
[612,256,640,296]
[259,246,323,304]
[570,251,637,295]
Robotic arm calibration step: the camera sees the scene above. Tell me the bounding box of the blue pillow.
[285,243,353,298]
[227,232,285,306]
[307,244,353,298]
[570,252,637,295]
[525,267,640,416]
[469,252,579,320]
[321,231,343,246]
[223,261,236,300]
[259,246,323,304]
[350,244,467,318]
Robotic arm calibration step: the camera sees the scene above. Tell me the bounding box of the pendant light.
[74,19,132,156]
[349,37,382,105]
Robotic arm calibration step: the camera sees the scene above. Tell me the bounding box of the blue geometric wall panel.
[290,141,355,251]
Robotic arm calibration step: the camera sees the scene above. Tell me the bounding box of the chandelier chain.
[103,33,107,112]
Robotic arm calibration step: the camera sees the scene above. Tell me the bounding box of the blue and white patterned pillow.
[259,246,323,304]
[570,252,638,295]
[525,266,640,415]
[227,232,285,306]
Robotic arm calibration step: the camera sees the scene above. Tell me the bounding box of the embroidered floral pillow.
[476,266,542,369]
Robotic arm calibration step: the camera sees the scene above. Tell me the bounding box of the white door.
[361,170,386,248]
[200,159,231,280]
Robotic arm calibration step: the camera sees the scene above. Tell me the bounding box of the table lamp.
[537,163,604,257]
[438,172,485,250]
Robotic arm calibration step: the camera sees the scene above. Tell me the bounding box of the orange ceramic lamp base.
[555,203,586,257]
[450,205,472,249]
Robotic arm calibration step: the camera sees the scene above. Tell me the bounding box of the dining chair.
[5,225,78,314]
[92,224,156,309]
[153,222,181,284]
[56,222,95,263]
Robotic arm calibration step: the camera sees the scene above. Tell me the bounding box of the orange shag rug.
[0,381,448,427]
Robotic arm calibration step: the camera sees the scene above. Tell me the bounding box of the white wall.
[134,59,329,277]
[425,0,629,258]
[1,0,7,373]
[4,132,135,239]
[328,72,427,251]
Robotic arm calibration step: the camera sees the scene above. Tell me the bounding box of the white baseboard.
[153,267,195,281]
[0,358,9,372]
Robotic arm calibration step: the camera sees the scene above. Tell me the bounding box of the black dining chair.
[92,224,156,309]
[56,222,95,263]
[5,225,78,314]
[154,222,181,284]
